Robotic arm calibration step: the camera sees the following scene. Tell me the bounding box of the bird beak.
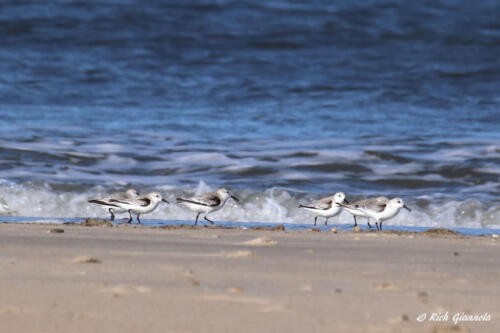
[162,199,170,204]
[343,199,350,204]
[403,205,411,212]
[231,195,239,202]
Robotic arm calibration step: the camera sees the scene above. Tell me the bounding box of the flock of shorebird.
[88,188,411,231]
[88,188,238,226]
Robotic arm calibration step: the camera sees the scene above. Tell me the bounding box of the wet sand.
[0,222,499,333]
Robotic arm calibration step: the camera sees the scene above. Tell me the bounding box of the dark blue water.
[0,0,499,228]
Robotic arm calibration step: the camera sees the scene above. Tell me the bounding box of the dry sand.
[0,222,499,333]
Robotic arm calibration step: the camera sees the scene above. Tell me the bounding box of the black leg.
[324,217,329,226]
[195,212,200,225]
[379,221,383,231]
[137,214,142,224]
[314,216,318,226]
[367,218,372,228]
[109,208,115,221]
[353,216,358,227]
[375,222,379,231]
[127,210,133,223]
[204,216,214,224]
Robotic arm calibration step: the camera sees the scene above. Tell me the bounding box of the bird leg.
[353,216,358,227]
[324,217,329,226]
[367,218,372,228]
[109,208,115,221]
[314,216,318,226]
[195,212,201,225]
[204,216,214,224]
[137,214,142,224]
[127,210,133,223]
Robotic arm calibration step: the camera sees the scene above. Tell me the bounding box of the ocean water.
[0,0,499,229]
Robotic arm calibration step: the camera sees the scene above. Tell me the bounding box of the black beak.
[162,198,170,204]
[231,195,239,202]
[343,199,350,204]
[403,205,411,212]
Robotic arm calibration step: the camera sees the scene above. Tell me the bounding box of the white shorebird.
[342,196,389,228]
[106,192,169,224]
[88,189,140,221]
[340,197,411,230]
[176,188,239,225]
[298,192,349,226]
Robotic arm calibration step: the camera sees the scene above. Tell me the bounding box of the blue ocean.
[0,0,499,230]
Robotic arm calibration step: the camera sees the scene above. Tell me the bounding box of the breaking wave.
[0,180,498,230]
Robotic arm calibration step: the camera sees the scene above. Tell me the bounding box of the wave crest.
[0,181,498,229]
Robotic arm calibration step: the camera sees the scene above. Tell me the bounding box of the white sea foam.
[0,181,498,229]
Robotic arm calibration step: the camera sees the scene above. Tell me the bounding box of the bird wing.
[88,199,120,208]
[337,202,359,211]
[373,203,387,212]
[177,193,221,207]
[300,197,333,210]
[110,197,151,207]
[356,198,388,212]
[354,203,386,214]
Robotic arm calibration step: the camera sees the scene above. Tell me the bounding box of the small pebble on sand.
[72,255,102,264]
[228,287,243,293]
[387,314,409,324]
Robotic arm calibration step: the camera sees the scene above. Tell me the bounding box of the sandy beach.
[0,222,499,333]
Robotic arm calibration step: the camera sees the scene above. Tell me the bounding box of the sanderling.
[340,197,411,230]
[176,188,239,225]
[88,188,140,221]
[107,192,169,224]
[298,192,349,226]
[342,196,389,228]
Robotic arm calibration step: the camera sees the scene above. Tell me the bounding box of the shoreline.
[1,223,499,332]
[1,217,500,237]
